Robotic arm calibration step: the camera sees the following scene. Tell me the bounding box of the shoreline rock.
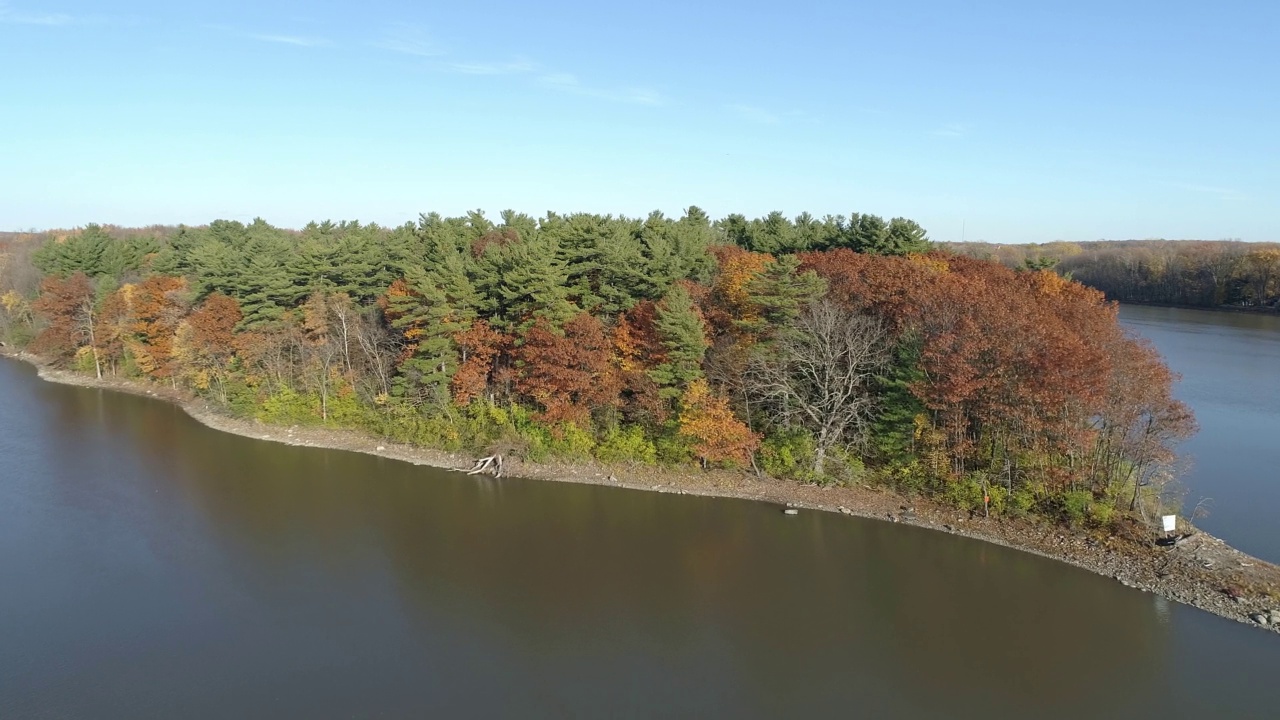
[3,350,1278,636]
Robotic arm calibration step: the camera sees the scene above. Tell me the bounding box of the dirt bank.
[5,350,1278,635]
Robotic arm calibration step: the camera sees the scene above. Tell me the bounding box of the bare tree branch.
[746,301,890,474]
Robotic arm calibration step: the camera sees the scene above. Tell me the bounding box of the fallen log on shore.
[466,454,504,478]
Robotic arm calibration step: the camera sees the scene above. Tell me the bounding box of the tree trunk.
[320,366,329,421]
[83,303,102,380]
[338,311,353,378]
[1129,460,1147,513]
[812,427,829,475]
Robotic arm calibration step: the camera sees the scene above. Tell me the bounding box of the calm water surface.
[1120,305,1280,562]
[1,357,1277,718]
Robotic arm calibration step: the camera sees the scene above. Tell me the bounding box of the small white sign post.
[1162,515,1177,534]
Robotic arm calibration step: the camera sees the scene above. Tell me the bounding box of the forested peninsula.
[1,210,1195,527]
[8,210,1280,630]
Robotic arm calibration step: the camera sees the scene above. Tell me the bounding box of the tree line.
[948,239,1280,310]
[0,210,1192,526]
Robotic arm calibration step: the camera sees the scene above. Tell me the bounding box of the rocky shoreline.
[4,350,1278,635]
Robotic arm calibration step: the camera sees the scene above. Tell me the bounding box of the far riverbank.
[3,349,1278,636]
[1119,299,1280,315]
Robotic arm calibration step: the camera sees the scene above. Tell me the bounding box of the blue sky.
[1,0,1276,243]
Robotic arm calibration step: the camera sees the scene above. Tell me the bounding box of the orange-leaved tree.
[30,272,99,375]
[451,319,506,407]
[129,275,189,381]
[678,378,760,468]
[173,293,242,401]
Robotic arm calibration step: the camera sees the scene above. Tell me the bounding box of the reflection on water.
[0,357,1277,719]
[1120,305,1280,561]
[1154,596,1173,626]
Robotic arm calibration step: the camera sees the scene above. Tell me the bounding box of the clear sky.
[1,0,1276,243]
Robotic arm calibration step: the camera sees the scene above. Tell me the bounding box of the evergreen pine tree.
[475,235,576,332]
[870,334,928,460]
[385,266,477,405]
[648,285,709,398]
[741,255,828,339]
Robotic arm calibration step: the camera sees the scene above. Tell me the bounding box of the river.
[0,354,1277,718]
[1120,305,1280,562]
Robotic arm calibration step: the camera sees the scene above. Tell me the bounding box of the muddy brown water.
[1,357,1277,719]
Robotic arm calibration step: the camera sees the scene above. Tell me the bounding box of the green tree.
[740,255,827,339]
[638,208,715,298]
[33,225,111,277]
[474,234,576,332]
[546,213,647,315]
[648,285,709,398]
[384,253,479,405]
[870,334,928,461]
[237,253,297,326]
[881,217,932,255]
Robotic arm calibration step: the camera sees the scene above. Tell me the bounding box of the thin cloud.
[619,88,665,106]
[728,104,780,125]
[1,11,73,25]
[1164,181,1244,199]
[537,73,665,106]
[448,58,535,75]
[0,2,80,25]
[250,33,330,47]
[931,123,969,138]
[539,72,583,89]
[373,24,444,57]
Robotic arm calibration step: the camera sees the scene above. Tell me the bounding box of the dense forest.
[948,240,1280,309]
[0,211,1193,527]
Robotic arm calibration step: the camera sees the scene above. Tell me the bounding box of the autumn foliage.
[8,212,1196,525]
[451,320,506,407]
[129,276,189,379]
[678,378,761,467]
[173,293,243,392]
[514,313,620,426]
[950,239,1280,310]
[29,272,95,360]
[801,250,1194,499]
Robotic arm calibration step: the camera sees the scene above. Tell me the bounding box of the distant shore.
[4,349,1278,635]
[1119,299,1280,315]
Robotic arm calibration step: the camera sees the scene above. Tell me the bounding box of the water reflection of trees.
[15,362,1280,718]
[142,411,1179,717]
[15,366,1175,717]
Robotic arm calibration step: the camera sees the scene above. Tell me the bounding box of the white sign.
[1162,515,1177,533]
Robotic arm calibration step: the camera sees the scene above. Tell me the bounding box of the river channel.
[0,356,1276,718]
[1119,304,1280,563]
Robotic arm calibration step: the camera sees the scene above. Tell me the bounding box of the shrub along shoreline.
[6,348,1279,635]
